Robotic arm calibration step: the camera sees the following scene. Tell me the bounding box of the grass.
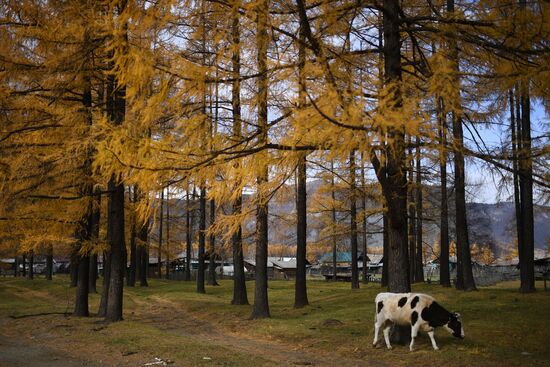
[0,276,549,366]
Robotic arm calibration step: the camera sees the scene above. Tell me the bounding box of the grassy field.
[0,276,549,366]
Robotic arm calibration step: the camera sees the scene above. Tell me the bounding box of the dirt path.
[130,295,387,367]
[0,334,99,367]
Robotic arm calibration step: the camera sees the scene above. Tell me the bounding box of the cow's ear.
[453,312,461,318]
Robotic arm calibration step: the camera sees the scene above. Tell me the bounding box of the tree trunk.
[350,150,359,289]
[104,15,128,319]
[407,143,416,282]
[294,152,309,307]
[415,137,424,283]
[98,251,110,317]
[27,250,34,280]
[74,252,89,316]
[381,212,388,287]
[207,199,219,285]
[22,253,26,277]
[185,188,192,282]
[139,219,149,287]
[128,188,137,287]
[14,256,18,277]
[197,186,206,293]
[448,0,476,292]
[331,160,337,281]
[46,245,53,281]
[250,0,270,319]
[158,188,163,279]
[452,111,476,291]
[361,153,368,284]
[165,187,171,280]
[518,84,535,293]
[89,190,101,293]
[438,97,451,287]
[230,6,248,304]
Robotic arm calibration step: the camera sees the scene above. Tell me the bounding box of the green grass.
[0,276,549,366]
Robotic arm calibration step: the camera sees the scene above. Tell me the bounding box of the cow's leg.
[383,325,392,350]
[409,324,419,351]
[428,330,439,350]
[373,321,381,347]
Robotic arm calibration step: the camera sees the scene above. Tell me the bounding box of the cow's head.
[444,312,464,339]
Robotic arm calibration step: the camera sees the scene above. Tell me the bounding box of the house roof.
[319,252,353,263]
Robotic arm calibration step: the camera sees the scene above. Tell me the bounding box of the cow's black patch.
[377,301,384,314]
[421,301,451,328]
[448,314,463,338]
[398,297,407,307]
[411,311,418,325]
[411,296,420,309]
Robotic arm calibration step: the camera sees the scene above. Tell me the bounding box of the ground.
[0,277,549,367]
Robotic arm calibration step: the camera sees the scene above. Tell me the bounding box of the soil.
[0,291,386,367]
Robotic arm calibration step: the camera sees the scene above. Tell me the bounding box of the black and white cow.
[373,292,464,351]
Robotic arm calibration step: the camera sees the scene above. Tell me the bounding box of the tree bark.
[165,187,171,280]
[89,190,101,293]
[407,143,416,282]
[230,5,248,305]
[104,9,128,319]
[27,250,34,280]
[128,188,137,287]
[350,150,359,289]
[361,153,368,284]
[448,0,476,292]
[185,188,192,282]
[518,83,535,293]
[158,188,163,279]
[250,0,270,319]
[74,252,89,316]
[138,218,149,287]
[207,199,219,285]
[438,97,451,287]
[197,186,206,293]
[414,137,424,283]
[331,160,337,281]
[22,253,26,277]
[98,251,110,317]
[294,152,309,307]
[46,245,53,281]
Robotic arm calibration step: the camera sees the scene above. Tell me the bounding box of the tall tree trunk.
[185,188,192,282]
[14,256,19,277]
[250,0,270,319]
[197,186,206,293]
[98,251,110,317]
[448,0,476,292]
[74,252,90,316]
[294,153,309,307]
[350,150,359,289]
[27,250,34,280]
[361,153,368,284]
[166,187,171,280]
[511,89,523,265]
[415,137,424,283]
[158,188,164,279]
[89,190,101,293]
[518,83,535,293]
[230,7,248,303]
[381,212,388,287]
[331,160,338,281]
[438,97,451,287]
[46,245,53,281]
[207,199,218,285]
[407,143,416,282]
[104,5,128,319]
[380,0,410,294]
[22,253,26,277]
[138,217,149,287]
[128,188,137,287]
[294,19,308,307]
